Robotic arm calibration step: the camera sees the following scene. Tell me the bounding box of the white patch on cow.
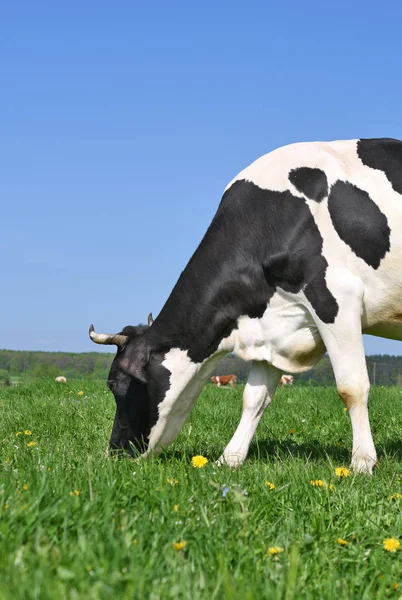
[225,139,359,194]
[143,348,223,457]
[219,289,325,373]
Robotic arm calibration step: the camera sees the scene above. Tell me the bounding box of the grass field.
[1,381,402,599]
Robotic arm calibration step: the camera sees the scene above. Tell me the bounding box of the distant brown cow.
[210,374,237,388]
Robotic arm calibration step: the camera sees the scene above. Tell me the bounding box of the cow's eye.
[107,380,116,391]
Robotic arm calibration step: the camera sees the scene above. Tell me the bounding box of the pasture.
[1,382,402,599]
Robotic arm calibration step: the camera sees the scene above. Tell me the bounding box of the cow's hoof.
[351,453,377,475]
[216,453,245,468]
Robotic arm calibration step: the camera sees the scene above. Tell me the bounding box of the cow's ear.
[118,342,150,384]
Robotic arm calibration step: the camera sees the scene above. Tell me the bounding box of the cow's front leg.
[217,361,281,467]
[311,271,377,473]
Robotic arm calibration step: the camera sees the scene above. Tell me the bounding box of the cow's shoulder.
[215,178,339,324]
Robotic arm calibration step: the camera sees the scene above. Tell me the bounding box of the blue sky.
[2,0,402,355]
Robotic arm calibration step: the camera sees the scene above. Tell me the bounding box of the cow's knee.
[337,381,370,410]
[337,381,376,474]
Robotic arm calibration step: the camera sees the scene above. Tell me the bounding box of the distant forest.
[0,349,402,386]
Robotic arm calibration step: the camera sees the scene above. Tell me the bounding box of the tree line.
[0,350,114,384]
[0,349,401,386]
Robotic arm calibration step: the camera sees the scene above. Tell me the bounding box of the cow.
[211,375,237,388]
[55,376,67,384]
[279,375,294,386]
[89,138,402,474]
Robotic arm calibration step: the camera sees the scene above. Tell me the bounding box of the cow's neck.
[142,186,271,455]
[147,196,269,363]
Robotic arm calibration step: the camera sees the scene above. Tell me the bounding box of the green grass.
[1,381,402,599]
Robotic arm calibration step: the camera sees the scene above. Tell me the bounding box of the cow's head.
[89,314,169,456]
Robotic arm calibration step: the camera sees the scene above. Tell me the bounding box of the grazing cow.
[211,374,237,388]
[279,375,294,386]
[90,138,402,473]
[55,376,67,384]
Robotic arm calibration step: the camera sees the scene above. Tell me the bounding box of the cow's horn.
[148,313,153,326]
[88,324,128,347]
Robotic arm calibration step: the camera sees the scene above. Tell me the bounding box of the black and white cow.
[90,138,402,473]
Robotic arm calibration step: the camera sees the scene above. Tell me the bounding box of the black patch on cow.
[357,138,402,195]
[289,167,328,202]
[148,179,339,364]
[328,180,390,269]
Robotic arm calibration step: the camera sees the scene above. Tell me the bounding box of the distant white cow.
[55,376,67,384]
[279,375,294,386]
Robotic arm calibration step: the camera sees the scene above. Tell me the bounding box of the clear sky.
[2,0,402,355]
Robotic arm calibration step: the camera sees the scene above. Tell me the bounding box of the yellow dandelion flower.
[173,504,179,512]
[343,407,348,412]
[288,428,296,435]
[310,480,336,490]
[27,441,37,448]
[383,538,400,553]
[335,467,350,478]
[172,541,187,551]
[310,479,325,487]
[77,391,84,396]
[16,431,22,437]
[388,493,402,501]
[69,489,80,497]
[166,478,179,486]
[132,539,138,546]
[267,547,284,555]
[24,430,32,436]
[5,504,9,510]
[47,467,51,471]
[191,455,208,468]
[392,583,399,591]
[337,538,348,547]
[265,481,275,490]
[22,484,28,491]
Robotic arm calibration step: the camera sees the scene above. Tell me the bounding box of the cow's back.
[223,138,402,342]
